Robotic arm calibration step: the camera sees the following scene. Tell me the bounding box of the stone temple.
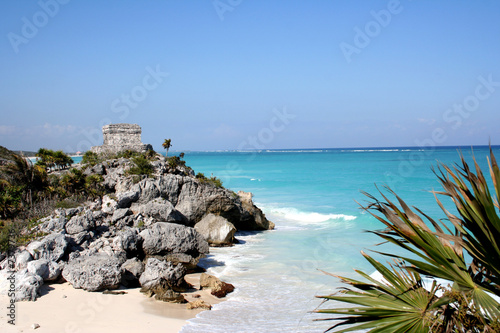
[91,123,152,155]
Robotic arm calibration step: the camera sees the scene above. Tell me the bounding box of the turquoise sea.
[68,146,499,332]
[174,146,500,333]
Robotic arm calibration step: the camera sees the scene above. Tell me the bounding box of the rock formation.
[91,123,153,155]
[0,146,273,304]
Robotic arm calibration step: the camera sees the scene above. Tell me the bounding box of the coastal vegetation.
[0,137,273,307]
[35,148,73,171]
[162,138,172,157]
[196,172,223,188]
[317,149,500,332]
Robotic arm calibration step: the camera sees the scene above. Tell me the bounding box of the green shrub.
[0,223,12,253]
[85,174,104,198]
[196,172,223,188]
[127,155,154,177]
[81,151,100,166]
[55,198,82,209]
[316,149,500,332]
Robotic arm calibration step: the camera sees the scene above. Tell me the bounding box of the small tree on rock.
[162,139,172,158]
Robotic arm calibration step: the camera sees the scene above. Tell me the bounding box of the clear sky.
[1,0,499,152]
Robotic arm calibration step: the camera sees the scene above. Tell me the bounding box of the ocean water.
[177,146,500,333]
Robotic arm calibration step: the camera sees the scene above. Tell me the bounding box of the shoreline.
[0,273,222,333]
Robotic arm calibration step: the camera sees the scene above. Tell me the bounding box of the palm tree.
[316,148,500,332]
[162,139,172,158]
[0,153,47,208]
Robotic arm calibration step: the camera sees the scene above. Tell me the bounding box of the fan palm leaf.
[317,253,447,332]
[317,148,500,331]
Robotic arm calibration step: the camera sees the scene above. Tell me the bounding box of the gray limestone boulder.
[65,210,96,235]
[156,174,184,205]
[27,259,61,281]
[139,222,209,269]
[26,233,68,262]
[111,227,142,256]
[101,195,118,214]
[121,257,144,287]
[111,208,132,224]
[175,178,242,225]
[237,191,275,231]
[15,250,33,270]
[139,258,187,302]
[133,198,187,225]
[132,178,161,204]
[62,253,123,291]
[36,215,68,234]
[116,190,139,208]
[195,214,236,246]
[0,269,44,301]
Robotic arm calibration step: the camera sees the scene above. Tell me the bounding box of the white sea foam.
[265,206,356,224]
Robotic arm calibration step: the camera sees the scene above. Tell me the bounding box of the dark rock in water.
[200,273,235,298]
[26,233,68,262]
[140,222,208,269]
[195,214,236,246]
[139,258,187,303]
[211,281,235,298]
[187,299,212,310]
[236,191,275,231]
[62,253,123,291]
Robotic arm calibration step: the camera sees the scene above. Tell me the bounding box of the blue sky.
[1,0,499,152]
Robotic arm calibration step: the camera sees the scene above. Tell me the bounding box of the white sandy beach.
[0,273,220,333]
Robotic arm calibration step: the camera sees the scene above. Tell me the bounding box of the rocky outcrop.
[15,250,33,270]
[140,222,209,269]
[0,269,44,301]
[237,191,275,230]
[91,123,152,155]
[27,259,61,281]
[133,198,187,225]
[195,214,236,246]
[187,299,212,310]
[65,210,96,235]
[26,233,68,262]
[0,143,273,304]
[121,258,144,287]
[62,253,123,291]
[200,273,235,298]
[139,258,187,303]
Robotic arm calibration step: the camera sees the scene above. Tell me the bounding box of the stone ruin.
[91,123,153,155]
